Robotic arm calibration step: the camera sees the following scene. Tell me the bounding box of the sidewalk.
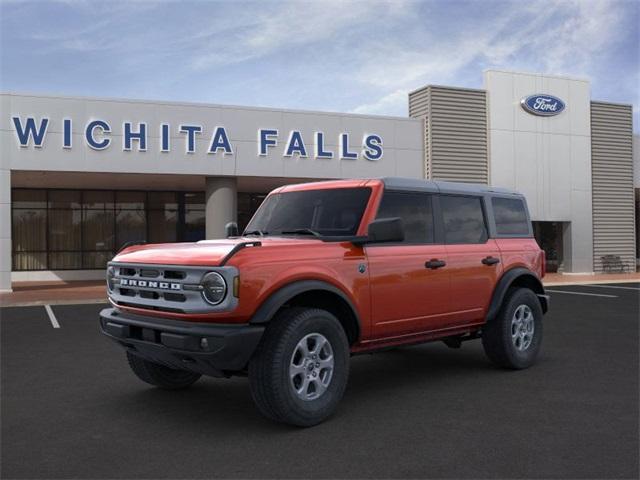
[543,272,640,286]
[0,281,107,308]
[1,271,639,308]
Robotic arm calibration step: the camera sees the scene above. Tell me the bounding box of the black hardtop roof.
[380,177,522,197]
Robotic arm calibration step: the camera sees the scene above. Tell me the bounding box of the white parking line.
[582,284,640,291]
[44,305,60,328]
[546,289,618,298]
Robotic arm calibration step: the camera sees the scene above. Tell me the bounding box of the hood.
[112,237,323,267]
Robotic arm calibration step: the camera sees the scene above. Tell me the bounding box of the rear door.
[367,191,451,339]
[439,194,502,325]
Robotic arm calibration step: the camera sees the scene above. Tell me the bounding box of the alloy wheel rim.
[289,333,334,401]
[511,304,534,351]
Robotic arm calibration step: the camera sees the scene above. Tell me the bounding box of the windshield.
[245,187,371,237]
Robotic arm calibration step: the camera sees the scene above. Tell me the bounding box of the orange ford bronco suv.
[100,178,548,426]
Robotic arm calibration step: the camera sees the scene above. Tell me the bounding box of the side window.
[440,195,487,244]
[492,197,530,236]
[376,191,434,243]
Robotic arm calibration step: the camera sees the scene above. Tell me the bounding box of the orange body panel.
[110,179,544,351]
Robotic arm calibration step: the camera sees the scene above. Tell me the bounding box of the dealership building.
[1,69,637,291]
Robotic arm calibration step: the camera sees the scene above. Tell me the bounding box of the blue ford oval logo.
[521,94,566,116]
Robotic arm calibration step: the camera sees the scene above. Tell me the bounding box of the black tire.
[126,352,201,390]
[482,287,543,369]
[248,307,350,427]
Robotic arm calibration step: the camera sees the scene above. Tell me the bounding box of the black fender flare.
[249,280,362,339]
[486,268,548,323]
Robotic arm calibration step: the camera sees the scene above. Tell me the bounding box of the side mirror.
[225,222,239,238]
[365,217,404,244]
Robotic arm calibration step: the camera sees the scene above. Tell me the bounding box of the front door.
[368,244,450,339]
[366,191,451,339]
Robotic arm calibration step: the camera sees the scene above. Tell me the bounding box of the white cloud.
[350,0,631,115]
[190,0,412,70]
[2,0,636,126]
[351,88,409,115]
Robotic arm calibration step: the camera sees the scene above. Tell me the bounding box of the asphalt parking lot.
[1,283,638,479]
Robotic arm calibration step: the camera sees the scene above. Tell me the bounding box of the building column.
[205,177,237,240]
[0,169,11,292]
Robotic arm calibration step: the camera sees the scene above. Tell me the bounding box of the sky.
[1,0,639,129]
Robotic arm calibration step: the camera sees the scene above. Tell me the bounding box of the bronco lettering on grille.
[119,278,181,290]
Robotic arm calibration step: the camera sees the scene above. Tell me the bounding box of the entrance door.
[533,221,564,272]
[367,191,451,339]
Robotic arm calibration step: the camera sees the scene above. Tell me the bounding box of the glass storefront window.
[12,209,46,251]
[13,189,46,209]
[184,192,205,208]
[148,192,178,243]
[82,209,114,252]
[83,251,113,270]
[184,210,205,242]
[83,190,114,209]
[148,192,178,210]
[184,193,205,242]
[11,189,267,271]
[148,210,177,243]
[116,191,145,210]
[12,207,47,270]
[13,252,47,270]
[49,190,82,209]
[50,252,82,270]
[116,210,146,249]
[49,209,81,251]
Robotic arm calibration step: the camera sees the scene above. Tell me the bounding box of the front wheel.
[248,307,350,427]
[482,288,543,369]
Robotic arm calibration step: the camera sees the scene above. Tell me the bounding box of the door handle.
[425,259,446,269]
[482,256,500,266]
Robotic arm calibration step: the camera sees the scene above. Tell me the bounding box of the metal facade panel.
[409,86,488,184]
[590,101,635,272]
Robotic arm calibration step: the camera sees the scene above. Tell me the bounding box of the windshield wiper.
[280,228,322,237]
[243,229,268,237]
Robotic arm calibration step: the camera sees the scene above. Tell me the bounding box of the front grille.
[108,262,238,314]
[140,269,160,278]
[164,292,186,302]
[164,270,186,280]
[139,290,160,300]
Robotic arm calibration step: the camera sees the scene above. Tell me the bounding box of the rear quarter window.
[492,197,530,236]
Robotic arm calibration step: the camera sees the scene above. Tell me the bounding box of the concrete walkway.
[0,281,107,308]
[543,272,640,286]
[1,271,639,308]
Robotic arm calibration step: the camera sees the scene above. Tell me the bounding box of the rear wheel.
[482,288,543,369]
[126,352,201,389]
[248,307,350,427]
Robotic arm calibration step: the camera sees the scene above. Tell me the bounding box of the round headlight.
[201,272,227,305]
[106,266,115,292]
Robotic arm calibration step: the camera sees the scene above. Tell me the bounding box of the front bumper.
[99,308,264,377]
